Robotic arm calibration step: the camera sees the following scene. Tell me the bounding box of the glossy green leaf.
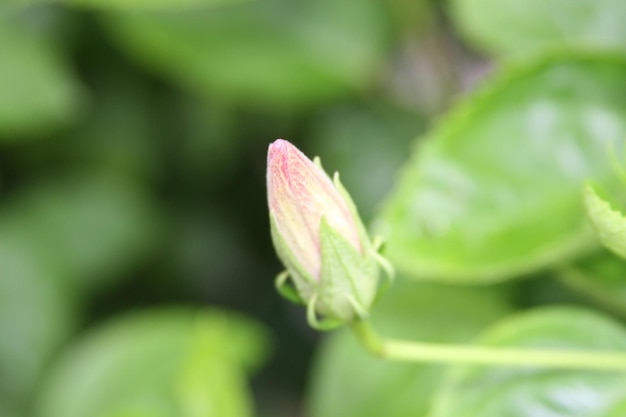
[584,183,626,260]
[102,0,386,106]
[559,249,626,317]
[377,55,626,282]
[35,308,270,417]
[430,307,626,417]
[307,279,513,417]
[451,0,626,56]
[0,23,84,139]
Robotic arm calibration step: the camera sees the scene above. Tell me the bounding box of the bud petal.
[267,139,391,327]
[267,139,361,278]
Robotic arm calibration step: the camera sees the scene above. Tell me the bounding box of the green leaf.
[430,307,626,417]
[559,249,626,318]
[606,400,626,417]
[377,54,626,283]
[101,0,386,106]
[35,308,270,417]
[0,22,84,139]
[583,183,626,260]
[0,175,160,407]
[0,234,76,408]
[307,280,513,417]
[451,0,626,57]
[0,402,17,417]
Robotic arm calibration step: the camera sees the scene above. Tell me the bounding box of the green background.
[3,0,626,416]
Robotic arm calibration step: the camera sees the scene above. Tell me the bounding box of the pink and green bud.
[267,139,392,329]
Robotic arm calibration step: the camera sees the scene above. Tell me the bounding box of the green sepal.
[307,294,344,331]
[372,235,395,282]
[332,172,373,253]
[317,216,378,322]
[275,271,305,305]
[313,156,324,170]
[371,235,394,304]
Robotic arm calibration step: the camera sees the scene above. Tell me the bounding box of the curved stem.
[350,320,626,371]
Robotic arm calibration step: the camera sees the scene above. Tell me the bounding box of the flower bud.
[267,139,392,329]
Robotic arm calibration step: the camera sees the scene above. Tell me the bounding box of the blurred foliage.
[34,309,269,417]
[559,249,626,319]
[451,0,626,57]
[0,11,84,139]
[378,54,626,282]
[102,0,388,107]
[583,183,626,260]
[2,0,626,416]
[431,308,626,417]
[307,279,514,417]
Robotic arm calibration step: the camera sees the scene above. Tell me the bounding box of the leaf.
[430,307,626,417]
[583,183,626,260]
[0,176,161,407]
[306,279,513,417]
[0,402,17,417]
[0,21,84,139]
[101,0,386,106]
[606,400,626,417]
[0,234,76,408]
[377,54,626,282]
[559,249,626,318]
[34,308,270,417]
[450,0,626,57]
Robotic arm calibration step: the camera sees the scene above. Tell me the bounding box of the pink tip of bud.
[267,139,361,280]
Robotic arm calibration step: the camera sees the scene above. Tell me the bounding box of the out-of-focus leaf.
[307,280,513,417]
[451,0,626,57]
[377,54,626,283]
[559,249,626,317]
[0,175,160,406]
[102,0,386,106]
[0,176,161,291]
[64,0,246,11]
[0,402,17,417]
[35,308,270,417]
[430,307,626,417]
[312,104,424,221]
[0,233,76,408]
[0,23,84,139]
[584,183,626,260]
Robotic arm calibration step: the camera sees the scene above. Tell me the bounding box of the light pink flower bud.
[267,139,391,328]
[267,139,361,279]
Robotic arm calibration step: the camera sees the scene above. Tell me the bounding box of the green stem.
[350,320,626,371]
